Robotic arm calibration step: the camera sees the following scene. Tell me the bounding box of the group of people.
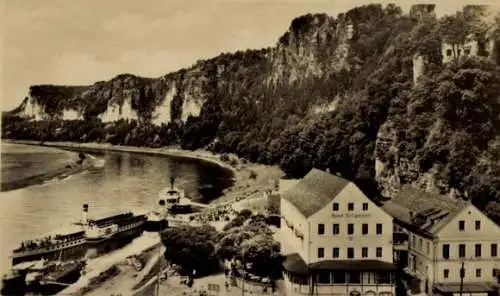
[18,236,56,250]
[191,203,237,224]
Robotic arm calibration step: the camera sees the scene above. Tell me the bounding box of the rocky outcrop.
[375,117,467,199]
[7,11,358,123]
[10,72,208,124]
[266,13,352,87]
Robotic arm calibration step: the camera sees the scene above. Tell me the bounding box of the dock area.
[58,232,161,295]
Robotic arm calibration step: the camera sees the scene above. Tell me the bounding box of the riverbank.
[0,142,95,192]
[4,140,284,295]
[5,140,284,205]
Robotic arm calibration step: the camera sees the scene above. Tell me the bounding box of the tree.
[161,224,220,275]
[217,214,282,279]
[411,16,442,64]
[438,13,470,60]
[240,234,282,279]
[216,229,254,260]
[485,201,500,224]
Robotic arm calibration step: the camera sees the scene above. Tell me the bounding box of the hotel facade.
[280,169,397,296]
[382,186,500,296]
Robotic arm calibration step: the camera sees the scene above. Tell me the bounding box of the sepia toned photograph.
[1,0,500,295]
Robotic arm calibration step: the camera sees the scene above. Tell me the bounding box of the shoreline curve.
[0,143,94,192]
[5,139,235,175]
[2,140,284,205]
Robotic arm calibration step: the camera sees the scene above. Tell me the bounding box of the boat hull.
[12,240,87,266]
[85,222,145,244]
[168,204,193,214]
[144,219,168,232]
[39,264,82,295]
[1,273,27,296]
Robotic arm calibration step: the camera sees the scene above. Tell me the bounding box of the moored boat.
[81,204,146,244]
[144,180,172,231]
[160,177,192,214]
[11,227,86,266]
[39,260,86,294]
[24,258,58,290]
[0,260,40,295]
[144,210,169,232]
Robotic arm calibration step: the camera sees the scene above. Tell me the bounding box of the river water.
[0,143,234,275]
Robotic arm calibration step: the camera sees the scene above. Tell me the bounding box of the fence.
[233,276,276,295]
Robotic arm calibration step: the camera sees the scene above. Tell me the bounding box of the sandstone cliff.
[4,4,500,215]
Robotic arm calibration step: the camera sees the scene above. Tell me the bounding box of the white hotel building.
[280,169,396,296]
[382,186,500,296]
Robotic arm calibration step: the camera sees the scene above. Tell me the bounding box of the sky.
[1,0,497,111]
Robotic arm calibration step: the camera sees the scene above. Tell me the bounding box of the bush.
[222,215,247,231]
[229,157,238,167]
[220,154,230,162]
[239,209,253,219]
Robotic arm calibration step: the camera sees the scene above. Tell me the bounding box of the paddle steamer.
[82,204,146,243]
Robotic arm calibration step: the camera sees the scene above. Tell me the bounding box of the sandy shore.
[0,142,95,192]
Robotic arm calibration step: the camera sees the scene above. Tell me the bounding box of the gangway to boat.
[189,201,211,209]
[39,280,71,287]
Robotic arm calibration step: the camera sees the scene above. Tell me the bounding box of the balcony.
[393,241,408,251]
[393,233,408,251]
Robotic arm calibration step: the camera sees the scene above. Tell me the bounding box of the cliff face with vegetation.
[3,4,500,221]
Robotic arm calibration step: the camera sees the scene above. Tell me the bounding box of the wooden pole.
[155,225,163,296]
[241,246,245,296]
[459,261,465,296]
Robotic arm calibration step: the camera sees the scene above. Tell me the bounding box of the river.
[0,142,234,275]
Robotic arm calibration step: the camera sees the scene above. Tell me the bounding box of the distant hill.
[3,4,500,222]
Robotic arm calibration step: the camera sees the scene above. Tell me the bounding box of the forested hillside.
[3,4,500,221]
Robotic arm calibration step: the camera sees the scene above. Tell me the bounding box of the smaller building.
[442,5,497,65]
[280,169,397,296]
[441,36,496,64]
[382,186,500,296]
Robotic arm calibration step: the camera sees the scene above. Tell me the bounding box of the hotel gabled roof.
[281,168,350,218]
[381,185,469,237]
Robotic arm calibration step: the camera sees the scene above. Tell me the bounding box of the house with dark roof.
[382,186,500,296]
[280,168,396,296]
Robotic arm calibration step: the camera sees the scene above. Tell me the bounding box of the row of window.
[442,243,498,259]
[458,220,483,231]
[445,48,471,57]
[317,247,383,259]
[318,223,383,235]
[411,236,431,254]
[332,202,369,212]
[443,268,498,279]
[314,271,394,285]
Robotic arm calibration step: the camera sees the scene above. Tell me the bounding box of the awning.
[433,282,498,293]
[283,256,397,274]
[282,253,309,275]
[309,260,397,271]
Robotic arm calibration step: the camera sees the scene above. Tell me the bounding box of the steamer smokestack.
[82,204,89,224]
